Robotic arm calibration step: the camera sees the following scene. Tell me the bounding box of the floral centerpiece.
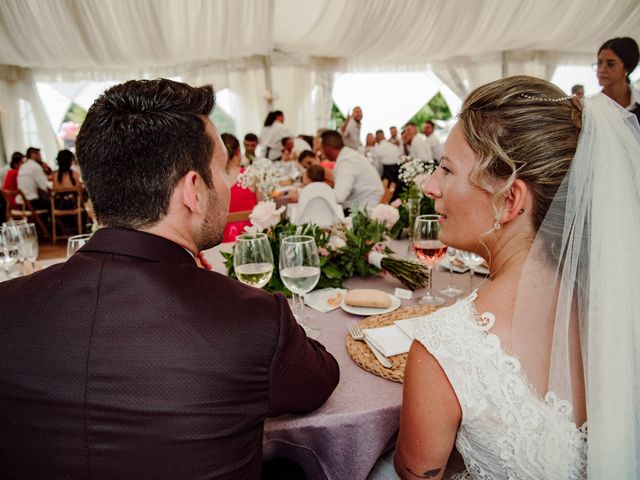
[222,201,430,296]
[392,156,438,235]
[237,157,280,198]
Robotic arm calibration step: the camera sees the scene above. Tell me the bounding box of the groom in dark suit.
[0,79,339,479]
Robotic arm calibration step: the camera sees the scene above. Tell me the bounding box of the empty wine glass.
[0,226,20,280]
[67,233,92,258]
[412,215,448,306]
[440,247,464,297]
[3,223,27,275]
[279,235,321,339]
[458,250,485,292]
[21,223,39,273]
[233,233,274,289]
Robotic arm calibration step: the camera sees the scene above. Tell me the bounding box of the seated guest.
[243,132,258,164]
[422,120,443,161]
[299,150,334,187]
[2,152,24,207]
[281,137,299,162]
[259,110,293,161]
[17,147,50,209]
[221,132,259,242]
[293,165,344,227]
[371,130,401,190]
[52,149,81,189]
[25,146,52,176]
[321,130,383,213]
[0,79,339,479]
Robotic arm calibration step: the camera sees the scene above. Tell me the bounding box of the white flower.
[242,225,261,235]
[371,204,400,228]
[238,158,279,198]
[249,201,285,231]
[343,216,353,230]
[328,236,347,251]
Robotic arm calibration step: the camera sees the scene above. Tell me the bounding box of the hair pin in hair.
[520,93,574,103]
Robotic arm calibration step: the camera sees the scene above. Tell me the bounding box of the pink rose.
[249,201,285,231]
[390,198,402,208]
[319,247,330,257]
[371,204,400,228]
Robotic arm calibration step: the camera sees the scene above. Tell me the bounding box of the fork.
[347,320,392,368]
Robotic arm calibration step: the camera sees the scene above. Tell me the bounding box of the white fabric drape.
[0,67,58,164]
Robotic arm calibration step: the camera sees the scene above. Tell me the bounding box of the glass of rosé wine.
[412,215,448,306]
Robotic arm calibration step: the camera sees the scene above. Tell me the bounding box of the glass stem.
[427,266,433,296]
[469,269,474,292]
[448,264,454,287]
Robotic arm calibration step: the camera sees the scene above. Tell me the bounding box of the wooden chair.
[4,189,51,239]
[380,179,397,204]
[49,186,84,244]
[226,210,252,223]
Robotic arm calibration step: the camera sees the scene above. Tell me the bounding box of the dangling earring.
[493,219,501,231]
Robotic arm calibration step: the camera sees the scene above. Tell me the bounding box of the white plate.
[340,293,401,316]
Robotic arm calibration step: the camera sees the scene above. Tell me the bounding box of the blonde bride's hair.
[459,75,582,231]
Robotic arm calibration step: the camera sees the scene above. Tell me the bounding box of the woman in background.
[53,150,81,189]
[221,133,258,242]
[596,37,639,120]
[2,152,24,208]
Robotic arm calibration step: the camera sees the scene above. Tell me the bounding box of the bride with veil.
[387,75,640,479]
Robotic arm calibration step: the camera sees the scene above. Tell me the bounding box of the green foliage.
[407,91,452,127]
[330,102,346,130]
[64,103,87,124]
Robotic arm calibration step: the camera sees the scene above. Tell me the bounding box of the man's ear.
[181,171,203,215]
[500,178,530,224]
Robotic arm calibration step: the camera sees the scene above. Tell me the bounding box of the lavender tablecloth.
[202,240,481,480]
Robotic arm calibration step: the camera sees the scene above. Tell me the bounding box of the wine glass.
[67,233,92,258]
[233,233,274,288]
[458,250,485,292]
[0,226,20,280]
[3,223,27,275]
[21,223,39,273]
[440,247,464,297]
[412,215,448,306]
[279,235,321,339]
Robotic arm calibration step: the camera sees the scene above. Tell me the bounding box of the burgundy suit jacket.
[0,228,339,479]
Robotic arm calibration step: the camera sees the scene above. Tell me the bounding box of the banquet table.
[202,239,482,480]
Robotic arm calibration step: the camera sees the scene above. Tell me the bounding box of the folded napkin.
[305,288,347,313]
[363,325,413,357]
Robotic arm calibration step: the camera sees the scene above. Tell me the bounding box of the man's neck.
[143,222,198,256]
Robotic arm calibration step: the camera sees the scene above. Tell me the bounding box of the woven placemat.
[346,305,438,383]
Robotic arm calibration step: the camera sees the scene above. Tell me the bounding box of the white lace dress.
[410,292,587,480]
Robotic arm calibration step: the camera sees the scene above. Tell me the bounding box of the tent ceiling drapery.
[1,0,639,162]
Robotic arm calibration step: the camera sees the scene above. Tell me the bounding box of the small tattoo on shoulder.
[405,466,442,478]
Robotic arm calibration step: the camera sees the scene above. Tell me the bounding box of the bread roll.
[345,289,391,308]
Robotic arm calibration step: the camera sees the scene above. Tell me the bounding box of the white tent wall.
[0,67,59,164]
[1,0,639,158]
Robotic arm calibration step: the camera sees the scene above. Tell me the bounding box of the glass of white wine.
[458,250,485,293]
[233,233,274,289]
[279,235,321,339]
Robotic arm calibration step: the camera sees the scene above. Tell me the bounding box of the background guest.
[299,150,334,187]
[1,152,24,213]
[597,36,640,120]
[401,123,433,163]
[340,106,363,150]
[571,83,585,99]
[222,133,259,242]
[25,146,52,176]
[53,150,81,189]
[422,120,443,161]
[259,110,293,161]
[17,147,50,209]
[243,132,258,165]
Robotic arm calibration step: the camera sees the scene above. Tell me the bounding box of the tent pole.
[262,55,274,108]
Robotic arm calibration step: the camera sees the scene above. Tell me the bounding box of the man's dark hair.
[306,164,325,182]
[10,151,23,169]
[320,130,344,149]
[26,147,40,159]
[298,150,315,164]
[76,78,215,229]
[375,129,384,136]
[244,133,258,143]
[424,120,435,128]
[571,84,584,94]
[281,137,292,147]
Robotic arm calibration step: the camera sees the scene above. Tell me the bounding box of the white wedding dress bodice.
[411,292,587,480]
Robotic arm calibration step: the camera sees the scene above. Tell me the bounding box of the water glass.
[440,247,464,297]
[279,235,321,339]
[233,233,274,289]
[21,223,39,272]
[412,215,447,306]
[67,234,92,258]
[0,226,20,280]
[458,251,485,292]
